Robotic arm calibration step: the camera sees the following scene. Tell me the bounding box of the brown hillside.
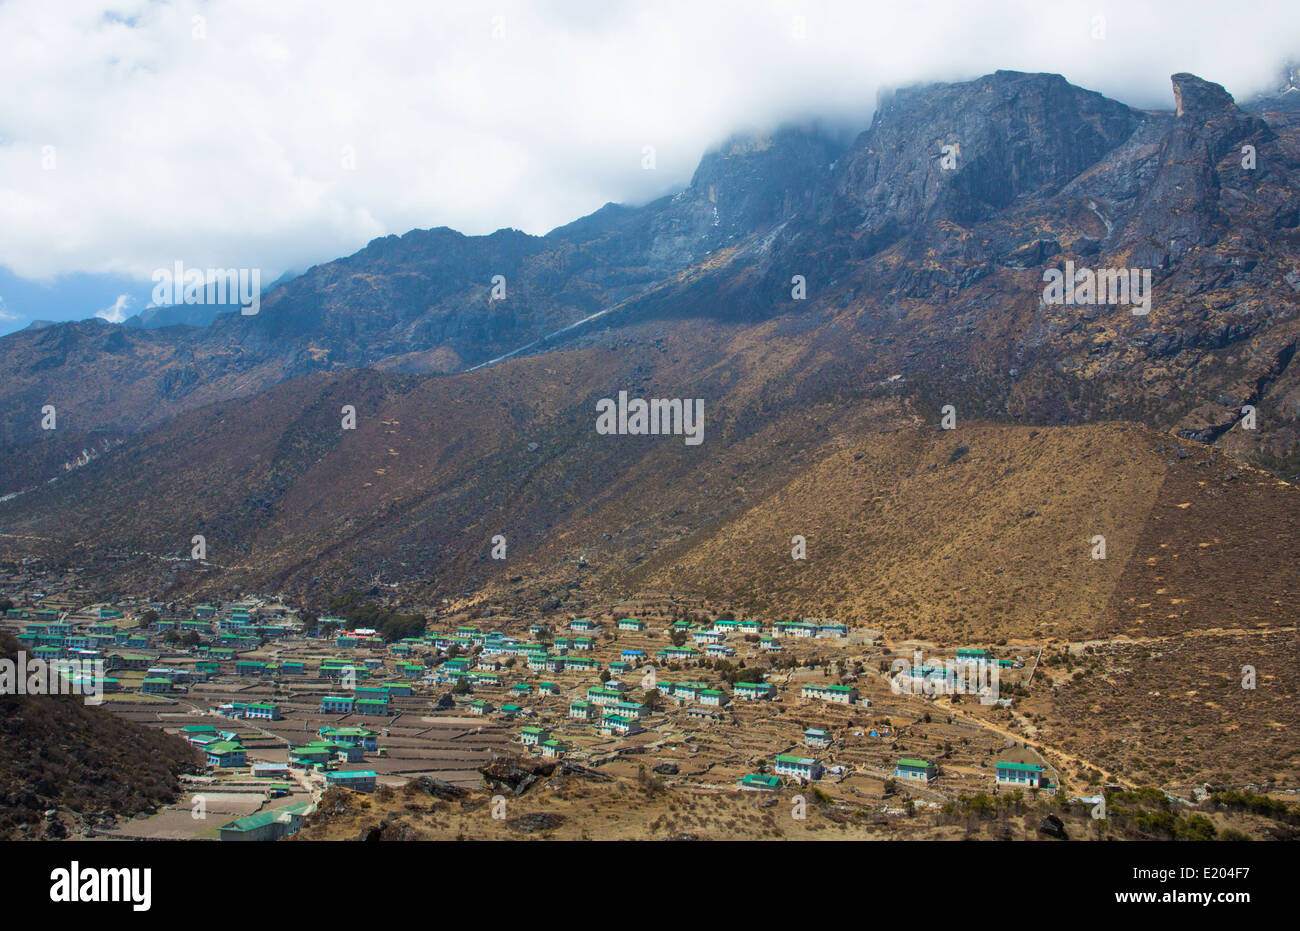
[0,633,202,840]
[1,322,1295,650]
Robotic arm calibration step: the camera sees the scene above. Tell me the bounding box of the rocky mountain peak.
[1171,72,1237,118]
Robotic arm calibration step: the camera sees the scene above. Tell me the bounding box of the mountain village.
[0,557,1060,841]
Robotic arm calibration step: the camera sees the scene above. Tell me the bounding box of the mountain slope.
[3,71,1299,487]
[0,124,845,454]
[0,632,202,839]
[2,317,1294,647]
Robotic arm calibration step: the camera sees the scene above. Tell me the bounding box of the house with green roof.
[354,697,393,716]
[520,726,549,747]
[586,686,621,706]
[219,801,312,842]
[320,695,355,714]
[599,714,642,737]
[739,773,781,791]
[773,621,818,638]
[666,682,707,701]
[655,647,699,664]
[318,726,378,751]
[180,724,217,741]
[612,700,646,719]
[289,745,334,767]
[206,741,247,768]
[219,701,281,721]
[540,738,569,759]
[326,770,377,793]
[800,683,858,705]
[995,760,1046,787]
[773,754,822,780]
[894,758,938,782]
[699,689,728,707]
[804,728,832,749]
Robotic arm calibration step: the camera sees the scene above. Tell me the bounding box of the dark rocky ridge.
[0,70,1298,488]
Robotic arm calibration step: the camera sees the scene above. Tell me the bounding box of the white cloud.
[0,296,17,322]
[95,293,132,323]
[0,0,1295,284]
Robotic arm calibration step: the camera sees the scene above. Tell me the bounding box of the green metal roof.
[996,761,1045,772]
[220,801,312,833]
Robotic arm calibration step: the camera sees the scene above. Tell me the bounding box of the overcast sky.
[0,0,1297,332]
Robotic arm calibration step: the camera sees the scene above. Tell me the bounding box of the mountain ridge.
[2,70,1299,612]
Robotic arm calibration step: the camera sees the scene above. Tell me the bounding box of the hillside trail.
[928,624,1298,791]
[941,702,1139,794]
[859,659,1137,794]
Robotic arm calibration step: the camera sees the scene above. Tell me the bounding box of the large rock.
[1038,813,1069,840]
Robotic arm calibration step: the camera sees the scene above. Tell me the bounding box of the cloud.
[0,0,1295,286]
[0,296,17,322]
[95,293,132,323]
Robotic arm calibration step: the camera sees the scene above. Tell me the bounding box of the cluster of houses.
[738,752,1049,794]
[6,599,304,699]
[4,579,1068,818]
[179,725,249,768]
